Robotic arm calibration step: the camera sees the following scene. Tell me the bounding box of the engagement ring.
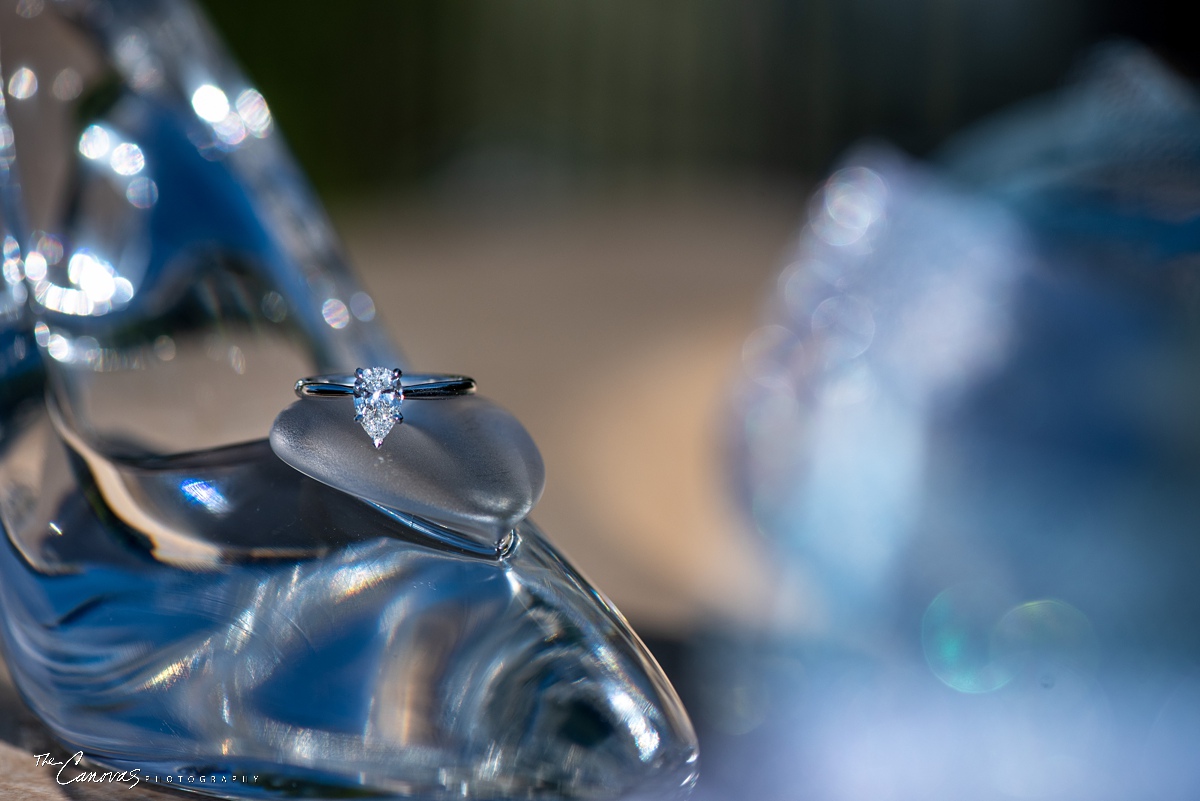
[295,367,476,447]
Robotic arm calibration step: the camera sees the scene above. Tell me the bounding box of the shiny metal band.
[295,372,476,399]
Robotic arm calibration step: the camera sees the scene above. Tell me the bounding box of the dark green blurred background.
[196,0,1174,201]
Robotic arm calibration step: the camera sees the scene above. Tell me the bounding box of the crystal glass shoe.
[0,1,697,798]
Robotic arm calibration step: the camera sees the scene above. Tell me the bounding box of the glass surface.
[0,1,698,797]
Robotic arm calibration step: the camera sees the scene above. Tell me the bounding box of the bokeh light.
[6,67,37,100]
[191,84,231,123]
[321,297,349,329]
[922,585,1017,694]
[109,142,145,175]
[78,125,112,160]
[51,68,82,101]
[125,176,159,208]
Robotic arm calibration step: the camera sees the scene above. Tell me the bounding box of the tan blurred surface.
[336,181,805,633]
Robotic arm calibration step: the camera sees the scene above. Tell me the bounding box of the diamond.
[353,367,403,447]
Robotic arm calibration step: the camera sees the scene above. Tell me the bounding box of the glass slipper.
[0,1,698,798]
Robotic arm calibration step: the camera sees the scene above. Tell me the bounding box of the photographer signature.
[33,751,142,790]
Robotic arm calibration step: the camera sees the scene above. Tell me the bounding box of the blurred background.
[199,0,1184,198]
[186,0,1190,633]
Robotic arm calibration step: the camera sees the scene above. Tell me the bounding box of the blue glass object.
[714,45,1200,800]
[0,1,697,797]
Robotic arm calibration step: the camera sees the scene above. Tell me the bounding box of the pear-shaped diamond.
[353,367,403,447]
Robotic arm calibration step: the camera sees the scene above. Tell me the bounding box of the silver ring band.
[295,372,476,399]
[295,367,475,447]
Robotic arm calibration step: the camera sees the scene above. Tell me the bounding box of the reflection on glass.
[321,296,350,329]
[811,166,887,247]
[78,124,111,160]
[153,333,176,361]
[810,294,875,363]
[5,65,36,99]
[235,87,272,137]
[261,290,287,323]
[179,477,232,514]
[109,142,145,175]
[192,83,230,122]
[14,0,41,18]
[349,290,376,321]
[125,176,158,208]
[0,0,696,797]
[51,67,81,100]
[23,251,46,281]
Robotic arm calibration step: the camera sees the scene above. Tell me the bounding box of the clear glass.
[0,1,698,797]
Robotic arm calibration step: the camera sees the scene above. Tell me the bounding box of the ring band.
[295,373,476,399]
[295,367,475,447]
